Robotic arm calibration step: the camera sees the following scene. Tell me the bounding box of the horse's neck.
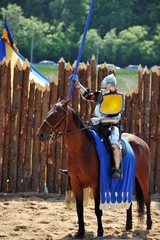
[64,111,86,151]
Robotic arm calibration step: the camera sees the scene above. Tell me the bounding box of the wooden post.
[23,82,35,192]
[53,60,66,193]
[130,90,138,135]
[91,55,96,91]
[86,62,91,121]
[31,86,42,192]
[39,87,50,192]
[17,60,30,192]
[124,91,131,133]
[0,59,8,191]
[142,67,150,145]
[60,63,72,194]
[79,63,87,122]
[137,65,143,138]
[71,61,78,113]
[109,64,116,76]
[2,59,11,192]
[150,66,160,193]
[90,56,96,116]
[102,62,109,79]
[97,64,103,92]
[8,60,23,192]
[47,78,58,193]
[58,57,65,98]
[63,63,72,99]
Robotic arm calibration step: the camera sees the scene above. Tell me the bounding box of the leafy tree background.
[0,0,159,67]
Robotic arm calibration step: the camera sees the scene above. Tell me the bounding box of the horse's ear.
[63,98,70,109]
[57,96,63,102]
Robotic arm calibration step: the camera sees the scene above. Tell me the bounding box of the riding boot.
[59,169,68,176]
[111,144,122,179]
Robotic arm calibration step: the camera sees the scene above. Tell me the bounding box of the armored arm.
[74,82,95,101]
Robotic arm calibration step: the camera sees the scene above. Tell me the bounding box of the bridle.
[43,105,69,140]
[43,105,92,141]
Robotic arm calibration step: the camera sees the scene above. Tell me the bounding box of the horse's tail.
[135,177,144,224]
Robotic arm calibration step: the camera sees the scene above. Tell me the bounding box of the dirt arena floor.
[0,193,159,240]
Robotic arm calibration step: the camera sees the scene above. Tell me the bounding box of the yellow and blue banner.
[0,19,50,87]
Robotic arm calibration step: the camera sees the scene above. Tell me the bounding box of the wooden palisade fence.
[0,56,160,194]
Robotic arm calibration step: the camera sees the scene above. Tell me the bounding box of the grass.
[116,70,138,94]
[35,65,58,80]
[36,65,138,94]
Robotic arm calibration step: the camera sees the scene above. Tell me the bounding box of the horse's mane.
[71,109,94,144]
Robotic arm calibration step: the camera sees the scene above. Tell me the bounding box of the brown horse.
[37,98,152,238]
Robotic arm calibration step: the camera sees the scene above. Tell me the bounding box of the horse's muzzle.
[37,130,50,142]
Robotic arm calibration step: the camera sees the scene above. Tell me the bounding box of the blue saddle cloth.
[89,129,136,209]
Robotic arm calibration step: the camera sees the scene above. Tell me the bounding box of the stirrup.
[112,168,122,179]
[59,169,68,176]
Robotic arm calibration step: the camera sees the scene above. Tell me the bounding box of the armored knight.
[61,74,125,178]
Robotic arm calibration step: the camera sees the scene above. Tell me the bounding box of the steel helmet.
[101,74,117,89]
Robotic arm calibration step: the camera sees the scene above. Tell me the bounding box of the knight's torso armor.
[74,73,124,124]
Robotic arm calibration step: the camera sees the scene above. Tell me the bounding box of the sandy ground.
[0,193,159,240]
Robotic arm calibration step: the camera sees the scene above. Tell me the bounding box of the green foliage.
[116,26,150,66]
[80,29,101,62]
[0,4,26,39]
[0,1,159,66]
[101,29,117,64]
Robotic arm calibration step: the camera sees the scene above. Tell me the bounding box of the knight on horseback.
[60,73,125,178]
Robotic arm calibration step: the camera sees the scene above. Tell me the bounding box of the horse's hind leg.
[126,203,132,231]
[136,177,152,230]
[145,191,152,230]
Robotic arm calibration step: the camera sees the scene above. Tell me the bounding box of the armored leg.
[111,144,122,178]
[109,126,122,179]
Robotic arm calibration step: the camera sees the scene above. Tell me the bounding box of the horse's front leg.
[93,185,103,237]
[94,194,103,237]
[72,184,85,239]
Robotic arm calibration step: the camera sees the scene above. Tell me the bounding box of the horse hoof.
[74,231,85,239]
[97,229,103,237]
[97,233,103,238]
[126,225,132,231]
[147,219,152,230]
[147,225,152,230]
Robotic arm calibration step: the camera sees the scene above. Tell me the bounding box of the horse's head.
[37,98,70,142]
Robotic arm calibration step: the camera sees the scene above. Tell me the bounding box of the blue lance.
[68,0,95,99]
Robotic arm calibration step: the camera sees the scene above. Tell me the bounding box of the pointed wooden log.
[150,67,160,193]
[130,90,138,135]
[39,89,50,193]
[23,82,35,192]
[124,91,131,133]
[142,67,150,145]
[137,65,143,138]
[58,57,65,98]
[31,87,42,192]
[0,60,8,191]
[2,60,11,192]
[8,60,23,192]
[17,59,30,192]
